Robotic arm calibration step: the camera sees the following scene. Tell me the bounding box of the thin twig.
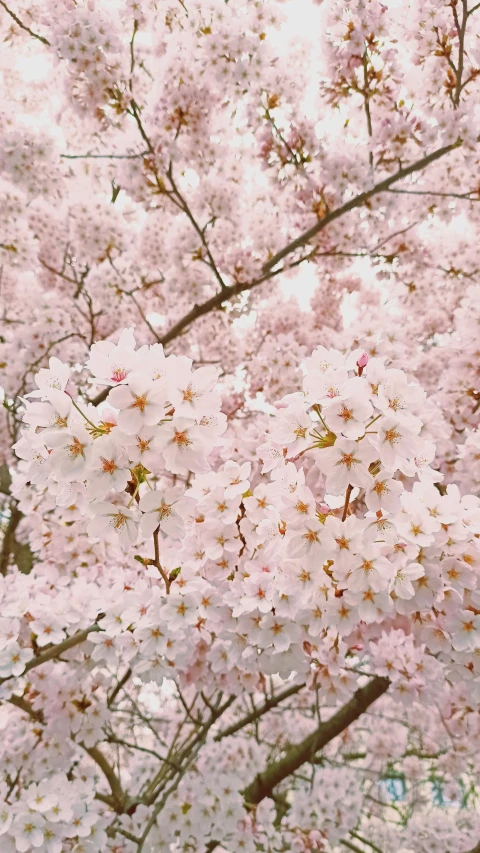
[0,0,50,44]
[107,668,132,708]
[60,152,147,160]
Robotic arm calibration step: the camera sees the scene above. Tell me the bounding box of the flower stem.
[342,484,353,522]
[71,398,100,431]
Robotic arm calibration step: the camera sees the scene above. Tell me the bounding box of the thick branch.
[0,504,22,576]
[81,743,125,811]
[7,694,43,722]
[242,676,390,806]
[89,275,268,405]
[214,682,305,741]
[263,141,461,272]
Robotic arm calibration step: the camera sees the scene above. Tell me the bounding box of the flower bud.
[356,352,369,374]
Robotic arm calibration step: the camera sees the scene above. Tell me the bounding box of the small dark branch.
[128,99,155,154]
[342,485,353,522]
[242,676,390,806]
[0,0,50,44]
[341,841,368,853]
[129,19,138,83]
[453,0,468,106]
[177,688,203,727]
[60,152,147,160]
[214,683,305,741]
[387,188,476,199]
[263,141,462,272]
[107,668,132,708]
[107,735,180,768]
[362,49,374,170]
[351,832,385,853]
[150,525,171,592]
[166,164,227,292]
[127,291,162,342]
[106,825,141,844]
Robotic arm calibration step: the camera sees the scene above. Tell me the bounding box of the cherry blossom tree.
[1,0,480,851]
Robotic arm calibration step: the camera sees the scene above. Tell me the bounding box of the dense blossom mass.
[1,0,480,851]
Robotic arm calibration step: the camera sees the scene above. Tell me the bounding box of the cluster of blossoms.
[14,328,223,548]
[0,774,106,853]
[7,336,479,707]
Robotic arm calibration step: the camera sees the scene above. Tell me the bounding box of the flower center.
[68,437,85,459]
[111,367,127,382]
[384,428,400,445]
[304,529,319,543]
[158,501,172,518]
[339,405,354,422]
[173,429,191,446]
[132,394,148,412]
[183,385,197,402]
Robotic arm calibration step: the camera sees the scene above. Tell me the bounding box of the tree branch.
[0,0,50,44]
[0,622,103,686]
[262,141,462,272]
[89,273,272,405]
[341,841,369,853]
[351,832,385,853]
[88,144,465,409]
[60,152,147,160]
[453,0,468,106]
[7,694,43,722]
[214,682,305,741]
[0,504,22,576]
[242,676,390,806]
[81,743,125,812]
[107,667,132,708]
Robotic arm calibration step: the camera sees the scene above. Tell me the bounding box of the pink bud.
[356,352,369,368]
[319,503,330,515]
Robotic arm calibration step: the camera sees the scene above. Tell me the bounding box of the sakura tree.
[1,0,480,851]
